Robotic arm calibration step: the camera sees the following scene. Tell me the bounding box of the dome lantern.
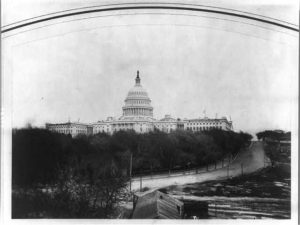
[135,70,141,86]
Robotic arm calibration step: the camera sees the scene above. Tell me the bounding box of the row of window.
[124,109,151,114]
[187,122,223,126]
[112,127,151,132]
[156,125,176,128]
[127,100,149,104]
[94,125,110,128]
[49,126,86,129]
[187,127,222,131]
[53,129,86,134]
[54,130,70,134]
[128,91,147,96]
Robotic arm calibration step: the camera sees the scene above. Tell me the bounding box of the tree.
[256,130,285,142]
[264,143,281,167]
[12,128,71,186]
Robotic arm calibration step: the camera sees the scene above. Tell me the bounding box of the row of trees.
[256,130,291,142]
[12,128,252,218]
[256,130,291,167]
[13,128,252,186]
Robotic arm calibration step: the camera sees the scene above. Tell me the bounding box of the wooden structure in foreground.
[132,190,184,219]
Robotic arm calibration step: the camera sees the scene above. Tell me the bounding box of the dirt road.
[131,141,268,191]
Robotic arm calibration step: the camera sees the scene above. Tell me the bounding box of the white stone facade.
[46,122,93,137]
[184,117,233,132]
[46,71,233,136]
[154,115,179,133]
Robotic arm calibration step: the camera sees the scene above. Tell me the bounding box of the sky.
[2,0,299,135]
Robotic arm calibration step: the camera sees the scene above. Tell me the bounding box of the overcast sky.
[2,0,298,135]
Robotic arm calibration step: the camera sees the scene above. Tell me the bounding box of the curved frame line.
[3,12,297,40]
[2,5,299,33]
[3,2,297,28]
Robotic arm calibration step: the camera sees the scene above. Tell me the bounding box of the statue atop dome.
[135,70,140,86]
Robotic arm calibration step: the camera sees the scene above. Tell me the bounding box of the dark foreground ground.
[12,164,290,219]
[162,164,290,219]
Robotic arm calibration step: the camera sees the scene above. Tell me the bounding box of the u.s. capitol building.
[46,71,233,137]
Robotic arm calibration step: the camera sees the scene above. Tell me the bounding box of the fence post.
[222,159,224,168]
[140,176,142,192]
[169,169,171,177]
[215,161,217,169]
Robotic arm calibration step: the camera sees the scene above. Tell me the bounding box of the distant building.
[184,117,233,132]
[155,115,179,133]
[45,122,92,137]
[46,71,233,136]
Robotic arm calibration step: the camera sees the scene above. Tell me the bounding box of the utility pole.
[227,165,229,179]
[129,153,132,192]
[241,163,243,176]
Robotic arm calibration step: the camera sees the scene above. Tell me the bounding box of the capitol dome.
[121,71,153,118]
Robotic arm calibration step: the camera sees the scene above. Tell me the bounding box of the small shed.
[132,190,184,219]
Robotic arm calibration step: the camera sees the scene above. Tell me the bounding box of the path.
[131,141,268,191]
